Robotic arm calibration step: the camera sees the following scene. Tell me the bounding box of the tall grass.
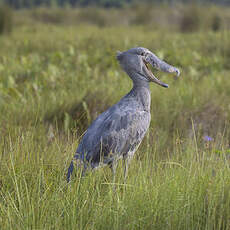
[0,10,230,229]
[0,127,229,229]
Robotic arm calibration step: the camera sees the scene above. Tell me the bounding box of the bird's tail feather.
[67,161,74,183]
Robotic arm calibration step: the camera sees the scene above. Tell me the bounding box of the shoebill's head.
[117,47,180,88]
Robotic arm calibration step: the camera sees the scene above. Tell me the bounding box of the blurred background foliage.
[1,0,230,8]
[0,1,230,34]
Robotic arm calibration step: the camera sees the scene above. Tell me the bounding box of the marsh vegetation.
[0,4,230,229]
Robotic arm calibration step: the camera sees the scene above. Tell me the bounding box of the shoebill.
[67,47,180,182]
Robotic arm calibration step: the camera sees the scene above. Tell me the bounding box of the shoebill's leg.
[111,159,118,191]
[123,155,132,182]
[112,159,118,182]
[81,163,87,177]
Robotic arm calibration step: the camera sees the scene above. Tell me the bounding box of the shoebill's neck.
[128,73,151,112]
